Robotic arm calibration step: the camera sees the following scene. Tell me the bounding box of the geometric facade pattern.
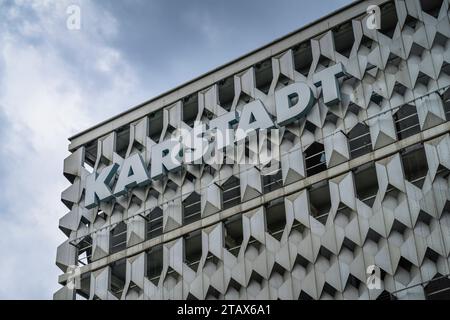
[55,0,450,299]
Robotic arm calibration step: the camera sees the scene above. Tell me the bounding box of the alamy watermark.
[66,4,81,30]
[366,265,381,290]
[366,5,381,30]
[171,124,282,176]
[66,265,81,290]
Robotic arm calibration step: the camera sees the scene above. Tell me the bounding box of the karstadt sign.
[85,63,345,209]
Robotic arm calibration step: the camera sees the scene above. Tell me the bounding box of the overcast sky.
[0,0,352,299]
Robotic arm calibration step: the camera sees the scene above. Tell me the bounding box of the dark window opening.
[115,126,130,158]
[146,207,163,240]
[246,236,262,254]
[77,236,92,266]
[436,165,450,180]
[335,205,354,229]
[186,293,199,300]
[204,165,216,177]
[322,282,337,298]
[433,32,448,48]
[347,102,360,116]
[298,291,314,300]
[343,237,357,253]
[255,59,273,95]
[84,142,97,173]
[379,2,398,39]
[394,104,420,140]
[398,257,413,273]
[262,167,283,193]
[146,245,163,286]
[110,221,127,254]
[184,231,202,272]
[309,181,331,224]
[354,162,379,207]
[75,272,91,300]
[304,121,316,134]
[128,138,145,155]
[319,245,333,260]
[227,278,242,293]
[424,275,450,300]
[410,42,425,57]
[404,14,418,30]
[346,274,361,290]
[384,187,401,203]
[93,210,105,223]
[417,71,431,86]
[110,259,126,299]
[224,215,243,257]
[277,73,293,87]
[325,112,338,125]
[294,254,310,269]
[265,198,286,241]
[200,108,215,122]
[205,252,220,267]
[360,35,374,51]
[129,195,142,210]
[377,290,395,301]
[183,192,201,225]
[218,77,234,111]
[293,42,313,77]
[305,142,326,176]
[206,286,221,300]
[165,266,181,285]
[393,83,407,96]
[317,55,332,68]
[290,221,307,239]
[148,110,163,143]
[420,0,444,18]
[237,91,253,105]
[367,228,383,244]
[348,123,372,159]
[270,262,286,279]
[80,215,91,228]
[185,171,197,184]
[222,176,241,210]
[248,271,264,285]
[441,87,450,121]
[370,92,383,105]
[443,62,450,76]
[332,22,354,58]
[182,94,198,128]
[401,144,429,188]
[166,180,178,192]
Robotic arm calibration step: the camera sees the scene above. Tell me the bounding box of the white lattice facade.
[56,0,450,300]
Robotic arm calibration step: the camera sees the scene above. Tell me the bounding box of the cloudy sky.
[0,0,352,299]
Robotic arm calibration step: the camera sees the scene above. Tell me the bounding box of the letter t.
[312,62,345,105]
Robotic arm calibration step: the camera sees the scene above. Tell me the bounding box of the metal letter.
[113,153,151,196]
[275,82,315,126]
[150,138,183,180]
[85,163,119,209]
[312,63,345,105]
[181,123,209,165]
[208,111,238,149]
[236,100,274,142]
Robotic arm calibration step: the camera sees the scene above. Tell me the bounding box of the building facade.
[55,0,450,300]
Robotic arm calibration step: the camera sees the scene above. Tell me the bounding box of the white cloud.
[0,0,145,299]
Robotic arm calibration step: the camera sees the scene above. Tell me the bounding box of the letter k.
[84,163,119,209]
